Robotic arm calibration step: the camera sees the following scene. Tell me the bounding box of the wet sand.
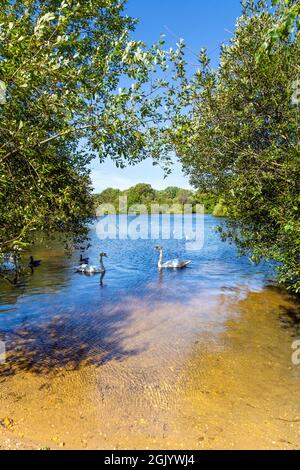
[0,287,299,450]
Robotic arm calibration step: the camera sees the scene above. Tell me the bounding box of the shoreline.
[0,287,299,450]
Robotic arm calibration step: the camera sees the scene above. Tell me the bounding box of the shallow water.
[0,215,299,449]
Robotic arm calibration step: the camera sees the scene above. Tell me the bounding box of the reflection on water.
[0,216,273,372]
[0,215,299,449]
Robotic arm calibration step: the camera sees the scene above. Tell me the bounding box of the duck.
[29,256,42,268]
[155,246,191,270]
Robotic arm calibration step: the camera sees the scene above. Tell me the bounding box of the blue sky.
[90,0,242,193]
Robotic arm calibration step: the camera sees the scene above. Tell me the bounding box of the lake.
[0,215,299,449]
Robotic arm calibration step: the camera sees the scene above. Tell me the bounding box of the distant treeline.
[93,184,228,216]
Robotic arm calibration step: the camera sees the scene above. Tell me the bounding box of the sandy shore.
[0,288,299,450]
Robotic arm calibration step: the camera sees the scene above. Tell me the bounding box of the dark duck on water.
[29,256,42,268]
[80,254,89,265]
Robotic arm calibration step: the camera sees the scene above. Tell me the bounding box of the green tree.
[176,1,300,292]
[94,184,223,214]
[260,0,300,53]
[193,192,218,214]
[0,0,186,255]
[94,188,121,205]
[176,189,193,205]
[125,183,156,208]
[159,186,180,200]
[213,199,229,218]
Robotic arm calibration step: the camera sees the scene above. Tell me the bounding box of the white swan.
[84,265,102,275]
[84,253,107,275]
[155,246,191,269]
[75,263,89,273]
[99,252,108,273]
[75,252,108,275]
